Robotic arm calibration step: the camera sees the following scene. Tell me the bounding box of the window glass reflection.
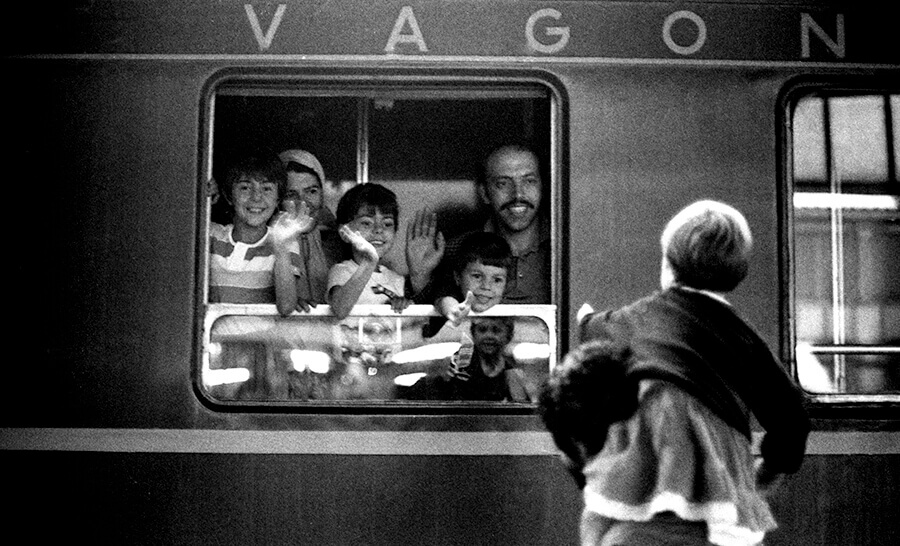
[203,305,552,404]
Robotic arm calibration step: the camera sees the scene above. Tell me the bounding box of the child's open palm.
[405,208,445,279]
[271,200,315,248]
[339,225,379,264]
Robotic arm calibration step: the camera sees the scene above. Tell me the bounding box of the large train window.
[790,89,899,400]
[199,75,560,408]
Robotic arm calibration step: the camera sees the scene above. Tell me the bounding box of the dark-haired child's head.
[335,183,400,261]
[660,200,753,292]
[539,340,638,476]
[222,154,287,231]
[453,232,512,312]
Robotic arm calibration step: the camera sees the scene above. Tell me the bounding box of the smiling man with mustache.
[476,144,550,303]
[407,144,551,310]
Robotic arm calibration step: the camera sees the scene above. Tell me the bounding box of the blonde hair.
[660,200,753,292]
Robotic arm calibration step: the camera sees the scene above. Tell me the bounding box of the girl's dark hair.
[335,183,399,225]
[452,231,513,274]
[539,340,639,470]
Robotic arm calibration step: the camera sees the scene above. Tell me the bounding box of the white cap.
[278,149,325,184]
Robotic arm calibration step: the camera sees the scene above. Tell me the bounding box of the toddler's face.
[231,175,279,228]
[471,318,513,357]
[456,260,507,312]
[347,207,396,258]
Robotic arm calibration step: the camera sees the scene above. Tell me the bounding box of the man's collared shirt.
[483,218,551,304]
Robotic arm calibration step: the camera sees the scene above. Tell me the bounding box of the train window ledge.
[200,303,556,409]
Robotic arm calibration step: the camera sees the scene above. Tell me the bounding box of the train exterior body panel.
[3,1,898,545]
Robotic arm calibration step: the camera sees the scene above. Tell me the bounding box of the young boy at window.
[278,149,343,311]
[327,183,410,319]
[422,231,513,338]
[208,153,310,317]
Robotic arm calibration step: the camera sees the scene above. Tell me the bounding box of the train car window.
[790,90,900,399]
[201,77,558,408]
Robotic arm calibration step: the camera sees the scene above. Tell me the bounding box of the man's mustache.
[501,199,536,212]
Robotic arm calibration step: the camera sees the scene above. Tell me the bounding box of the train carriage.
[2,1,898,544]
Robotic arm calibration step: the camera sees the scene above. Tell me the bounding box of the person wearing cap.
[278,149,344,311]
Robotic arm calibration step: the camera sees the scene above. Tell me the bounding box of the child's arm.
[271,202,315,316]
[436,291,476,327]
[328,225,379,319]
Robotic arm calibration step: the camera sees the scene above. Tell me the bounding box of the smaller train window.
[790,89,900,399]
[200,74,560,408]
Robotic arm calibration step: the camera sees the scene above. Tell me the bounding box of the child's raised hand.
[286,200,316,231]
[271,201,315,247]
[405,208,445,278]
[339,224,379,264]
[446,291,475,326]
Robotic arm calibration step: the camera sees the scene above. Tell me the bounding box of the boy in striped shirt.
[209,153,310,316]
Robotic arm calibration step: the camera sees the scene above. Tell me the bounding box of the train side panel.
[3,1,899,545]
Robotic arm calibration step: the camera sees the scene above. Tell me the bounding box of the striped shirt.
[208,223,283,304]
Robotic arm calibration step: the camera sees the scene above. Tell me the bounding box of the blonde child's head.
[660,200,753,292]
